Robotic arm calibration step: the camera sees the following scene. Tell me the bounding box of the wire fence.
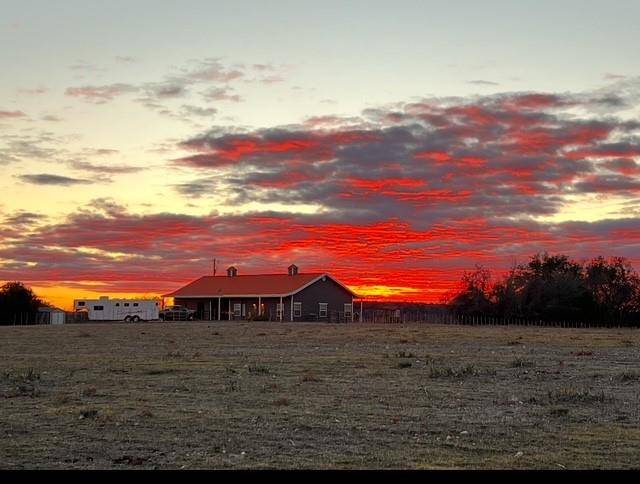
[1,312,88,325]
[2,309,638,329]
[359,308,640,328]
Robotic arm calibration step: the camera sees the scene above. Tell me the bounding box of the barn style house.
[163,265,361,322]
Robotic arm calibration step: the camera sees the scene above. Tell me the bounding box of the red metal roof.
[163,273,357,298]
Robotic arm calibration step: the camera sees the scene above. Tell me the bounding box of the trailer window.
[77,301,85,307]
[124,303,130,307]
[133,303,139,307]
[115,303,120,307]
[93,305,104,311]
[319,303,328,318]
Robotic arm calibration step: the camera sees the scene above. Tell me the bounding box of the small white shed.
[38,306,66,325]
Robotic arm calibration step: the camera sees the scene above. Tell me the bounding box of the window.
[234,303,241,317]
[319,303,328,318]
[77,301,85,307]
[93,305,104,311]
[124,303,130,307]
[115,303,120,307]
[344,303,353,318]
[294,302,302,317]
[276,303,283,318]
[133,303,139,307]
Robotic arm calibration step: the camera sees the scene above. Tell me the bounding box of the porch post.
[291,295,294,321]
[209,299,212,321]
[228,299,231,321]
[258,296,261,315]
[351,296,354,323]
[279,296,283,322]
[360,299,363,323]
[218,297,221,321]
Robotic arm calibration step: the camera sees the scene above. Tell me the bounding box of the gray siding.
[289,276,353,321]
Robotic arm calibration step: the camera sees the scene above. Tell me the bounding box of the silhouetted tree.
[449,253,640,325]
[449,265,493,316]
[0,281,44,325]
[515,253,595,321]
[585,256,640,324]
[490,266,521,318]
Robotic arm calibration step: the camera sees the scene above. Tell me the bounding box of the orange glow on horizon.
[13,281,446,312]
[25,284,163,312]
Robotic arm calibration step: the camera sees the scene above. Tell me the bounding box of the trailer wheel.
[132,315,140,323]
[124,316,131,322]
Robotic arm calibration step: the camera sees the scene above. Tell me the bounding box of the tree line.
[448,253,640,326]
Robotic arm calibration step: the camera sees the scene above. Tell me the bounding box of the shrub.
[395,350,416,359]
[510,358,535,368]
[81,387,97,397]
[546,387,613,404]
[248,365,270,374]
[549,407,570,417]
[302,371,320,382]
[79,409,99,420]
[428,364,495,378]
[573,350,594,357]
[616,371,640,382]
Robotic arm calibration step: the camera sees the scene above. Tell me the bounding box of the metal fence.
[359,308,640,328]
[2,309,638,328]
[1,312,88,325]
[1,313,48,325]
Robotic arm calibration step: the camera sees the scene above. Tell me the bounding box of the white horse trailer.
[73,296,159,322]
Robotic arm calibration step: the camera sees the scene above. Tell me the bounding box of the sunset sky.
[1,1,640,309]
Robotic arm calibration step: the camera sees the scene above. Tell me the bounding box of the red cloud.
[3,89,640,304]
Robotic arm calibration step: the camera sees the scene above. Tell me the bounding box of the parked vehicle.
[159,305,196,321]
[73,296,160,322]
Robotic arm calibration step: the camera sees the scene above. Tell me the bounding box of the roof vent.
[227,266,238,277]
[288,264,298,276]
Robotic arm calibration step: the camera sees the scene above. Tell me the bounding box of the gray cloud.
[17,87,48,95]
[64,58,288,112]
[68,160,143,174]
[65,83,139,103]
[468,80,500,86]
[172,176,220,198]
[200,87,242,102]
[69,61,106,73]
[3,211,45,227]
[180,105,218,117]
[17,173,93,186]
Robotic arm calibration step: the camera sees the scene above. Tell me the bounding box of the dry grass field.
[1,321,639,469]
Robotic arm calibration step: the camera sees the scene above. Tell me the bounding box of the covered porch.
[171,296,286,321]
